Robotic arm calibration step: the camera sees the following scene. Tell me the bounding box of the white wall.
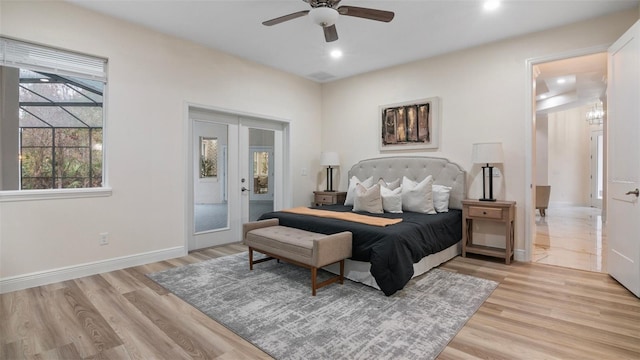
[0,1,322,280]
[321,9,638,252]
[547,106,593,207]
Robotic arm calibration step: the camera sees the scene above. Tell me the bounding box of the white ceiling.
[67,0,639,83]
[535,52,608,115]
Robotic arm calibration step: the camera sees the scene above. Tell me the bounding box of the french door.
[188,107,287,251]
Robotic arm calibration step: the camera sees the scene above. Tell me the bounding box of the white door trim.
[524,44,610,262]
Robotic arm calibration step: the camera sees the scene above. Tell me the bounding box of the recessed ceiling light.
[39,78,50,82]
[557,78,566,84]
[539,94,548,99]
[483,0,500,11]
[330,49,343,59]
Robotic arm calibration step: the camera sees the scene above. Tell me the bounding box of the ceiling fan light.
[310,7,339,27]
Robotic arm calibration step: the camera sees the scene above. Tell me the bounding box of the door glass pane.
[194,121,228,233]
[253,151,269,194]
[249,128,274,221]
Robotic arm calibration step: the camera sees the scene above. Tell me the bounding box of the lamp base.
[479,198,497,202]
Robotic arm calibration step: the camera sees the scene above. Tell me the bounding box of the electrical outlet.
[301,168,308,176]
[99,232,109,246]
[493,168,501,177]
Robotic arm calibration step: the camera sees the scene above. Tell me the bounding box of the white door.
[189,108,287,251]
[607,20,640,297]
[190,111,240,250]
[239,119,285,223]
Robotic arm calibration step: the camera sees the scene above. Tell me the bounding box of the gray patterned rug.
[148,252,497,360]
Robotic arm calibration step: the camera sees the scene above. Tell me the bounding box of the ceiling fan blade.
[337,6,394,22]
[262,10,310,26]
[323,24,338,42]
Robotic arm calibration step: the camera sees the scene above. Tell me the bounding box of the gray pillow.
[344,176,374,206]
[352,183,383,214]
[377,178,401,190]
[401,176,436,214]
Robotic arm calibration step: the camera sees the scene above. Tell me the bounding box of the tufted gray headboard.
[347,156,466,210]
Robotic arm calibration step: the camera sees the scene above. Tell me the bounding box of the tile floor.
[533,206,605,272]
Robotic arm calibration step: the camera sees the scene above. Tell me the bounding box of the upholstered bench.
[242,219,352,296]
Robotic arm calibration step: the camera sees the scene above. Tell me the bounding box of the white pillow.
[352,183,383,214]
[432,184,452,213]
[401,176,436,214]
[344,176,374,206]
[377,178,401,190]
[380,185,403,213]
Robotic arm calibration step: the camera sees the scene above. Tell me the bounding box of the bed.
[258,156,466,296]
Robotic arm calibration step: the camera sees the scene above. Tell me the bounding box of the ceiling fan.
[262,0,395,42]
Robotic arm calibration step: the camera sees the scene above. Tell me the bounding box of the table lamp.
[472,143,504,201]
[320,151,340,192]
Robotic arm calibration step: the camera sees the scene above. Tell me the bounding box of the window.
[1,37,107,194]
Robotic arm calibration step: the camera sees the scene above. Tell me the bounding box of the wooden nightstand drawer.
[316,195,335,204]
[468,206,503,219]
[313,191,347,206]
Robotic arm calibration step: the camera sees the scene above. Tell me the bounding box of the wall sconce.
[472,142,504,202]
[320,151,340,192]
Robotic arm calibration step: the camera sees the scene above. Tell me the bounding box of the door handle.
[625,188,639,197]
[241,187,249,192]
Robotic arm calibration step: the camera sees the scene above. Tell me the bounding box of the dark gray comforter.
[258,205,462,296]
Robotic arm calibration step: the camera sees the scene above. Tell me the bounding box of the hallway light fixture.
[586,101,604,125]
[472,142,504,202]
[320,151,340,192]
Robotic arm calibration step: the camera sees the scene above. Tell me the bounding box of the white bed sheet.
[324,241,461,290]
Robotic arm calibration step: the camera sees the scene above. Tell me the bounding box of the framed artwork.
[379,97,440,151]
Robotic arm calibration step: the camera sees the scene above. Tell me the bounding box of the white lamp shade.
[472,143,504,164]
[309,7,339,27]
[320,151,340,167]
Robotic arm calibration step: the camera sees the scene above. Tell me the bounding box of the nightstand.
[461,199,516,264]
[313,191,346,206]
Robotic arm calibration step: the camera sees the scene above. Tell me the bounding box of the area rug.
[147,253,497,360]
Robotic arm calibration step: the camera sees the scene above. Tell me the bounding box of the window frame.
[0,36,110,202]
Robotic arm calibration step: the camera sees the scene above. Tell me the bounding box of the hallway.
[533,206,605,272]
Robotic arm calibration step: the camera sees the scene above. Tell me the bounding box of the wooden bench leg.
[249,247,254,270]
[339,259,344,284]
[311,267,317,296]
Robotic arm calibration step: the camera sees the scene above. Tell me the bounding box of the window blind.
[0,36,107,82]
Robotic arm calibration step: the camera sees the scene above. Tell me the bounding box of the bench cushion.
[246,225,322,259]
[244,222,352,268]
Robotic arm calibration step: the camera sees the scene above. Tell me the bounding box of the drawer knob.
[483,211,487,215]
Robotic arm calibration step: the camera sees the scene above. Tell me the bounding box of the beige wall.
[321,9,638,252]
[0,1,322,279]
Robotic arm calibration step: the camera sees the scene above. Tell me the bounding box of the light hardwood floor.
[534,206,605,272]
[2,243,639,359]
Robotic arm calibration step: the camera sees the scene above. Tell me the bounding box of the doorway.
[187,106,289,251]
[530,52,607,272]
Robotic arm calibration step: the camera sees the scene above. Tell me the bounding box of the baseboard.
[0,246,186,294]
[514,248,527,262]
